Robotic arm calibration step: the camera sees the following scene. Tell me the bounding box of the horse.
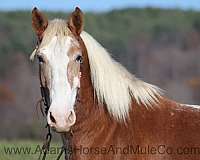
[31,7,200,160]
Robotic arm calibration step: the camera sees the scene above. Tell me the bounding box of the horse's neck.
[75,37,97,124]
[71,37,114,145]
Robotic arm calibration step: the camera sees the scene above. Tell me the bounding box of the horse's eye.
[37,55,45,63]
[75,55,83,64]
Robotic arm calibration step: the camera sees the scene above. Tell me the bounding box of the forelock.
[40,19,73,48]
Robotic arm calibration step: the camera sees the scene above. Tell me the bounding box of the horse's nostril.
[67,110,76,125]
[68,111,73,122]
[50,112,56,123]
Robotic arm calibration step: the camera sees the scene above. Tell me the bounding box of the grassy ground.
[0,140,64,160]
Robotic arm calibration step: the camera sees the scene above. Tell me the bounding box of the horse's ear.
[68,7,84,36]
[32,7,48,38]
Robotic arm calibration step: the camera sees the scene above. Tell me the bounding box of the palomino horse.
[31,7,200,160]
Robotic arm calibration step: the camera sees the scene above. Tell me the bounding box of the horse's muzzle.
[47,110,76,132]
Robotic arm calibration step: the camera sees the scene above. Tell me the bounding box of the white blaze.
[40,36,79,130]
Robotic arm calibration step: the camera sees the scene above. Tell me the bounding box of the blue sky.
[1,0,200,12]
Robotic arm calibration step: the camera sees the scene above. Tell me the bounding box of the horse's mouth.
[50,126,71,133]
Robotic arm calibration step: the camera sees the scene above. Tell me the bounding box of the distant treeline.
[0,8,200,72]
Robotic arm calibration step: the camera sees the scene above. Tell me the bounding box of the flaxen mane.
[81,31,162,120]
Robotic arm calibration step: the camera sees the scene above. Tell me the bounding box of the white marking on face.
[39,36,80,131]
[70,76,80,106]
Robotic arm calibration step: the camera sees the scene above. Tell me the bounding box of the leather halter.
[33,40,72,160]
